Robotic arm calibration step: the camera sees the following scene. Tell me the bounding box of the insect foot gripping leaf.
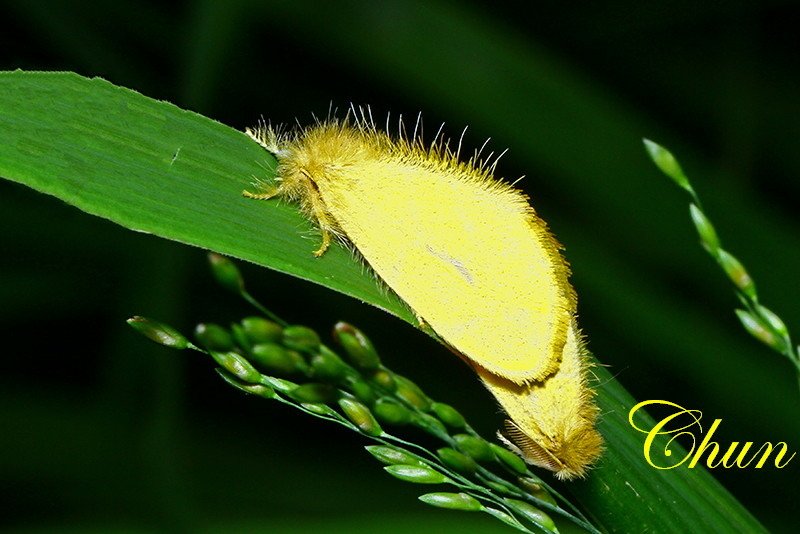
[243,110,603,478]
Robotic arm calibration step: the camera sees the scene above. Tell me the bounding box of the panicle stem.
[644,139,799,389]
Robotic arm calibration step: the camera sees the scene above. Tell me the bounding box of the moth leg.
[313,232,331,257]
[242,188,279,200]
[306,192,335,257]
[244,169,334,257]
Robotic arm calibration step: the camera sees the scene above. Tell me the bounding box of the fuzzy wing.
[317,158,574,384]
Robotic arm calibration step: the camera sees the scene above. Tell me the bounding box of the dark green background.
[1,1,798,532]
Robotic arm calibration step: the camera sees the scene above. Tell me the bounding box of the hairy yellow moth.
[244,114,602,479]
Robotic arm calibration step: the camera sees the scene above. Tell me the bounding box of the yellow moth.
[244,112,602,479]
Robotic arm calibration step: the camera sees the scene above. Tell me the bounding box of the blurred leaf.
[0,71,766,533]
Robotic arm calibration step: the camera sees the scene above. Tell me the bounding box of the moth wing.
[316,160,573,384]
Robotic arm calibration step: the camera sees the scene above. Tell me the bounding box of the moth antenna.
[456,125,469,161]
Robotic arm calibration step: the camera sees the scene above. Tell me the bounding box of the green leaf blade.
[0,70,410,321]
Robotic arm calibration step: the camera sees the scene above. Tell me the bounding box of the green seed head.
[369,369,396,392]
[689,204,720,253]
[412,413,449,439]
[756,305,789,339]
[289,383,338,404]
[287,350,312,375]
[261,375,298,393]
[484,480,516,496]
[301,403,339,417]
[518,477,557,506]
[127,316,189,349]
[365,445,425,466]
[208,253,244,293]
[504,499,558,533]
[373,398,413,425]
[394,375,432,411]
[384,465,448,484]
[230,322,252,352]
[484,508,524,530]
[210,351,262,384]
[736,309,778,349]
[437,447,478,474]
[490,443,528,475]
[432,402,466,428]
[216,369,275,399]
[310,350,348,382]
[333,322,381,370]
[282,325,321,353]
[338,398,383,436]
[419,492,482,512]
[242,383,275,399]
[241,316,283,344]
[347,377,377,405]
[195,323,235,352]
[453,434,495,462]
[643,139,693,194]
[250,342,297,375]
[717,250,756,299]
